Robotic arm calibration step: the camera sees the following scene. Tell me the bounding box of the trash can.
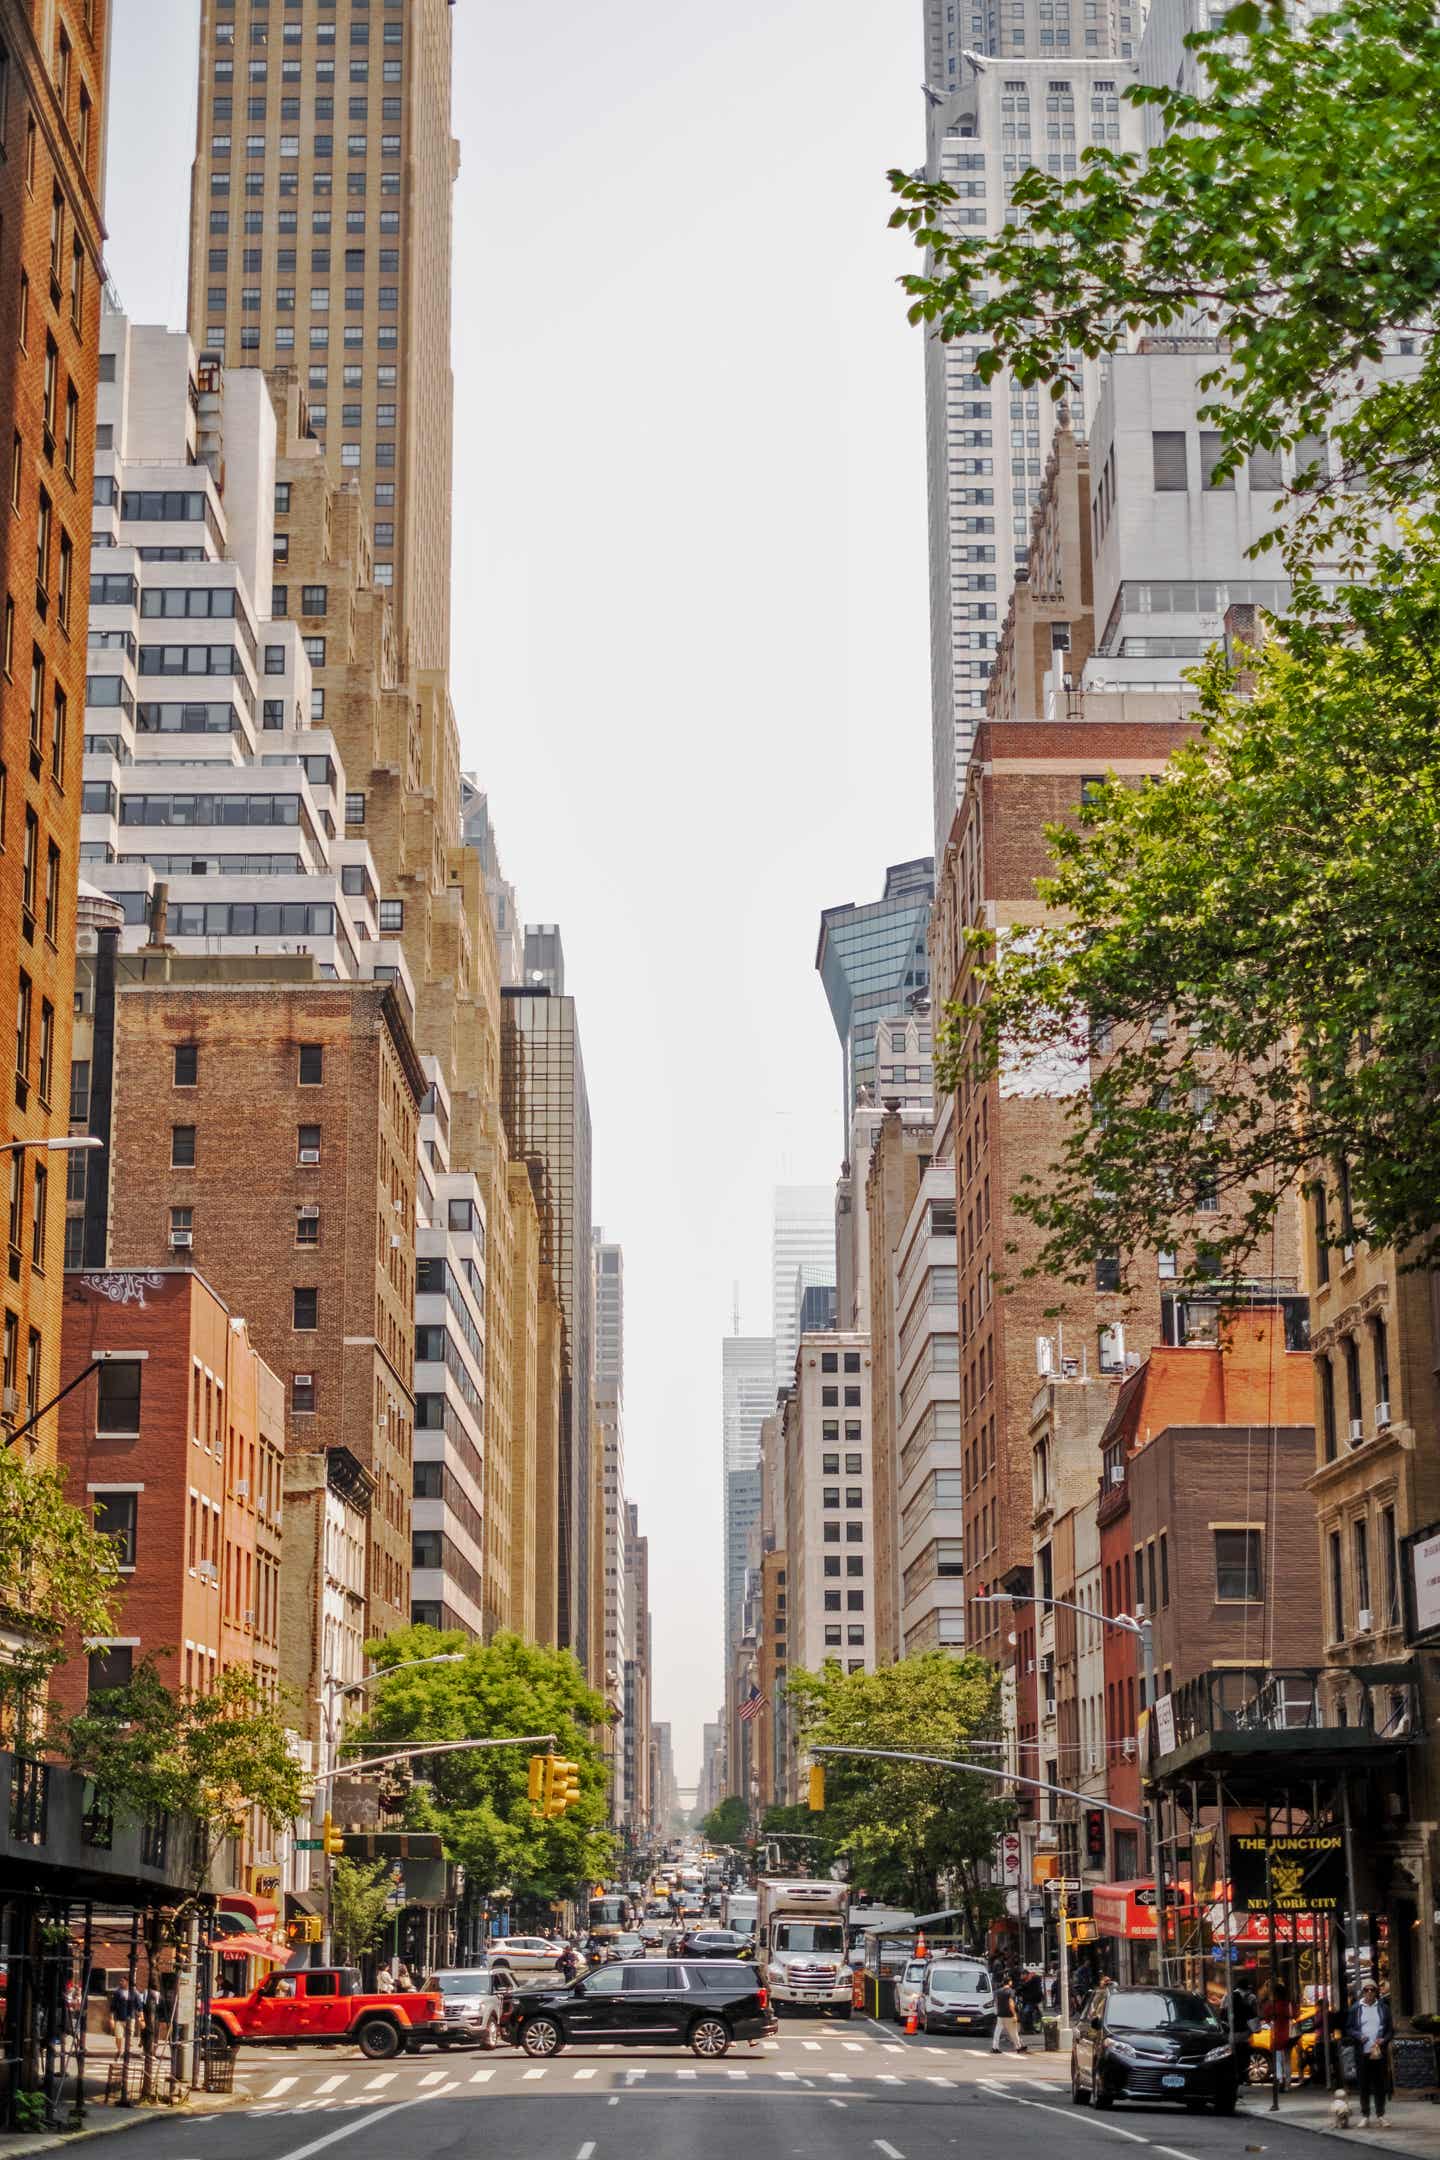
[1042,2017,1061,2052]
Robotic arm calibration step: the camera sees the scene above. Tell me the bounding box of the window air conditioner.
[1348,1417,1365,1446]
[170,1229,193,1248]
[197,1559,218,1582]
[1343,1243,1356,1265]
[235,1478,248,1497]
[299,1148,321,1165]
[1,1387,20,1418]
[1358,1607,1373,1632]
[1120,1737,1136,1760]
[298,1203,320,1219]
[1375,1400,1391,1428]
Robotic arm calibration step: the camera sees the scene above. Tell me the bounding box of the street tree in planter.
[355,1626,616,1910]
[785,1652,1012,1934]
[0,1449,121,1737]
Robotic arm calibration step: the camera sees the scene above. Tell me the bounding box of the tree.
[64,1659,304,1892]
[758,1801,843,1879]
[785,1653,1012,1932]
[330,1858,395,1967]
[889,0,1440,571]
[945,525,1440,1290]
[0,1450,121,1729]
[355,1626,615,1904]
[698,1795,749,1847]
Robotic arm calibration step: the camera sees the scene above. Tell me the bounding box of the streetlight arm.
[972,1590,1142,1636]
[321,1733,559,1782]
[5,1355,102,1453]
[809,1744,1146,1823]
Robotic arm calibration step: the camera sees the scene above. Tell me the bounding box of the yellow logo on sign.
[1271,1860,1305,1902]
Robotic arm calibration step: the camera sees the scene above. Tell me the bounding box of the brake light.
[757,1987,768,2009]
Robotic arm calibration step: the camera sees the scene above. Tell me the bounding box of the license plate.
[1162,2074,1186,2089]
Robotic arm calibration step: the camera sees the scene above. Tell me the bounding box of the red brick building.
[0,0,109,1458]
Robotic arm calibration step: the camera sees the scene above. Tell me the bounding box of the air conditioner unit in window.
[170,1229,193,1248]
[1358,1607,1373,1633]
[1120,1737,1136,1760]
[1348,1417,1365,1446]
[1343,1243,1356,1265]
[298,1148,321,1165]
[294,1373,313,1387]
[298,1203,320,1219]
[197,1559,218,1582]
[244,1609,256,1625]
[1,1387,20,1418]
[1375,1400,1391,1429]
[235,1478,248,1497]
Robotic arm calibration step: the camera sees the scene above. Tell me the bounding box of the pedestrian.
[395,1969,416,1994]
[992,1973,1027,2054]
[1345,1981,1393,2126]
[1266,1978,1294,2092]
[109,1980,137,2052]
[1019,1967,1045,2034]
[556,1944,579,1984]
[141,1982,166,2055]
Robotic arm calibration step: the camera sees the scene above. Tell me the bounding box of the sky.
[104,0,933,1789]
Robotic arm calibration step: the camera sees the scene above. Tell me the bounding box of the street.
[88,2015,1345,2160]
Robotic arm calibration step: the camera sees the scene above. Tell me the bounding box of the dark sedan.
[676,1930,753,1960]
[505,1959,773,2059]
[1072,1986,1238,2113]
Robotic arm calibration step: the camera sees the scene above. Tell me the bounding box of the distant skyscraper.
[772,1188,836,1385]
[723,1335,776,1665]
[460,777,524,988]
[594,1229,623,1399]
[523,924,566,997]
[593,1231,626,1816]
[816,859,935,1136]
[501,981,593,1665]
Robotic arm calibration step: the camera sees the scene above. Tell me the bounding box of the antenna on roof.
[732,1281,741,1336]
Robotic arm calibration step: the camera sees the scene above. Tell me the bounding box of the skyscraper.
[186,0,457,672]
[722,1334,775,1664]
[593,1230,627,1812]
[501,980,594,1665]
[816,859,935,1135]
[772,1187,836,1385]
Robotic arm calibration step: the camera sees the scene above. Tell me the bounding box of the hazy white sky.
[104,0,932,1788]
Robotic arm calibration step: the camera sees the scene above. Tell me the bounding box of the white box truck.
[723,1889,758,1937]
[756,1879,852,2016]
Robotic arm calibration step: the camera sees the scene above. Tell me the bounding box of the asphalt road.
[79,2015,1347,2160]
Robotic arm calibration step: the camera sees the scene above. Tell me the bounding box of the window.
[844,1350,860,1374]
[292,1371,316,1413]
[1094,1252,1120,1292]
[1354,1517,1372,1622]
[1329,1526,1345,1639]
[1213,1527,1262,1602]
[846,1589,864,1610]
[37,1002,53,1104]
[94,1490,138,1568]
[823,1556,841,1578]
[30,1162,46,1268]
[174,1042,198,1086]
[88,1643,134,1697]
[298,1123,321,1162]
[296,1205,320,1245]
[824,1624,842,1647]
[298,1042,324,1085]
[846,1556,864,1577]
[1199,431,1234,491]
[293,1286,318,1330]
[1152,431,1188,491]
[823,1522,840,1543]
[95,1358,142,1435]
[264,643,285,675]
[378,899,403,932]
[1249,446,1284,492]
[301,583,327,615]
[844,1386,860,1407]
[821,1351,838,1373]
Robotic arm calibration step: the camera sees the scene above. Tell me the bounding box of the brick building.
[0,0,109,1457]
[98,971,423,1639]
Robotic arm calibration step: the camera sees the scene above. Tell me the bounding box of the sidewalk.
[1239,2086,1440,2159]
[0,2051,249,2157]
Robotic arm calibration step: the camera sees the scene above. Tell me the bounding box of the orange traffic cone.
[905,2004,919,2035]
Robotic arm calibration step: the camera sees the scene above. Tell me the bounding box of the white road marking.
[988,2085,1153,2144]
[843,2042,864,2053]
[883,2045,905,2055]
[522,2067,548,2080]
[468,2068,494,2084]
[576,2143,596,2160]
[1154,2147,1206,2160]
[877,2075,902,2085]
[875,2142,905,2159]
[314,2077,346,2095]
[827,2072,852,2084]
[926,2075,951,2085]
[418,2072,447,2087]
[362,2073,396,2091]
[263,2077,299,2098]
[777,2070,798,2082]
[726,2068,747,2079]
[802,2040,822,2051]
[572,2068,596,2080]
[267,2098,439,2160]
[676,2067,697,2080]
[828,2098,848,2110]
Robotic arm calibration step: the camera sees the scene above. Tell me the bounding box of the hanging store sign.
[1229,1830,1343,1914]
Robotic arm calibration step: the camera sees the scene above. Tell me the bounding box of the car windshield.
[774,1924,845,1954]
[929,1966,989,1998]
[428,1973,490,1997]
[1110,1990,1220,2034]
[902,1962,928,1984]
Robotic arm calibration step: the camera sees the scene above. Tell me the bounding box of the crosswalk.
[238,2060,1066,2120]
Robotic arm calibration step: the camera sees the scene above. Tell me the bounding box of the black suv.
[677,1930,753,1960]
[506,1959,773,2059]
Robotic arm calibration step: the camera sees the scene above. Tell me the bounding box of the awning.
[208,1933,290,1964]
[220,1892,280,1930]
[1092,1880,1196,1941]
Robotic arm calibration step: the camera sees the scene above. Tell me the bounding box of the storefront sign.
[1406,1522,1440,1644]
[1229,1830,1343,1913]
[248,1867,282,1900]
[1154,1693,1177,1758]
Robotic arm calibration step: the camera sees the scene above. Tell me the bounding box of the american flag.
[738,1686,767,1724]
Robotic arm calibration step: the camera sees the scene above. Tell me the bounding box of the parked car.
[1071,1985,1238,2112]
[506,1959,774,2060]
[677,1930,753,1961]
[916,1960,996,2035]
[893,1958,930,2026]
[487,1936,585,1979]
[204,1968,442,2060]
[419,1969,513,2050]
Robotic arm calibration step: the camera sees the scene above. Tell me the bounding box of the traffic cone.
[905,2004,919,2035]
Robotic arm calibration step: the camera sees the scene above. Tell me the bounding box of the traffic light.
[544,1757,581,1818]
[285,1915,323,1946]
[528,1754,547,1807]
[807,1763,825,1812]
[1084,1808,1106,1864]
[321,1810,345,1857]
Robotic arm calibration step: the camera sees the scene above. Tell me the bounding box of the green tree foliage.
[356,1626,615,1902]
[698,1795,749,1847]
[65,1659,304,1891]
[0,1451,121,1726]
[330,1858,396,1967]
[785,1653,1011,1933]
[946,529,1440,1289]
[758,1801,843,1878]
[889,0,1440,569]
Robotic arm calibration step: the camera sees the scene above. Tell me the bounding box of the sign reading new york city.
[1230,1829,1344,1914]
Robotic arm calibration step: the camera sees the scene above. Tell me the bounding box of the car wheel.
[690,2017,732,2059]
[1092,2079,1115,2110]
[483,2017,500,2052]
[355,2019,402,2062]
[521,2017,565,2059]
[835,2006,853,2021]
[1071,2073,1090,2105]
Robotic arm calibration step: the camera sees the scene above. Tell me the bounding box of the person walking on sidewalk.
[992,1974,1027,2054]
[1346,1981,1394,2126]
[1266,1978,1294,2092]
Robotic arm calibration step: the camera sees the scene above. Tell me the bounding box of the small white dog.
[1332,2091,1354,2129]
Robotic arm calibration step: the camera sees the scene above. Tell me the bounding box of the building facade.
[816,859,935,1138]
[772,1186,835,1387]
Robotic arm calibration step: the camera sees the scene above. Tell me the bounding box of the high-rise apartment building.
[593,1231,627,1813]
[816,859,935,1136]
[623,1501,653,1838]
[186,0,455,674]
[722,1332,775,1658]
[500,979,594,1664]
[0,0,110,1459]
[772,1186,835,1386]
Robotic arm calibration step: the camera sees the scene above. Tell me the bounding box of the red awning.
[208,1934,291,1964]
[220,1892,280,1929]
[1092,1880,1196,1941]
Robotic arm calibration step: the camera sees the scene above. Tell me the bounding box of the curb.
[0,2084,249,2156]
[1238,2100,1440,2160]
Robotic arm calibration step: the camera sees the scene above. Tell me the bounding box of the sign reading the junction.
[1230,1829,1343,1913]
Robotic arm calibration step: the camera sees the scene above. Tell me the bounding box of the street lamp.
[973,1590,1171,2009]
[0,1135,102,1155]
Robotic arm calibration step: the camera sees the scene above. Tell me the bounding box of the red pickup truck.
[205,1968,443,2059]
